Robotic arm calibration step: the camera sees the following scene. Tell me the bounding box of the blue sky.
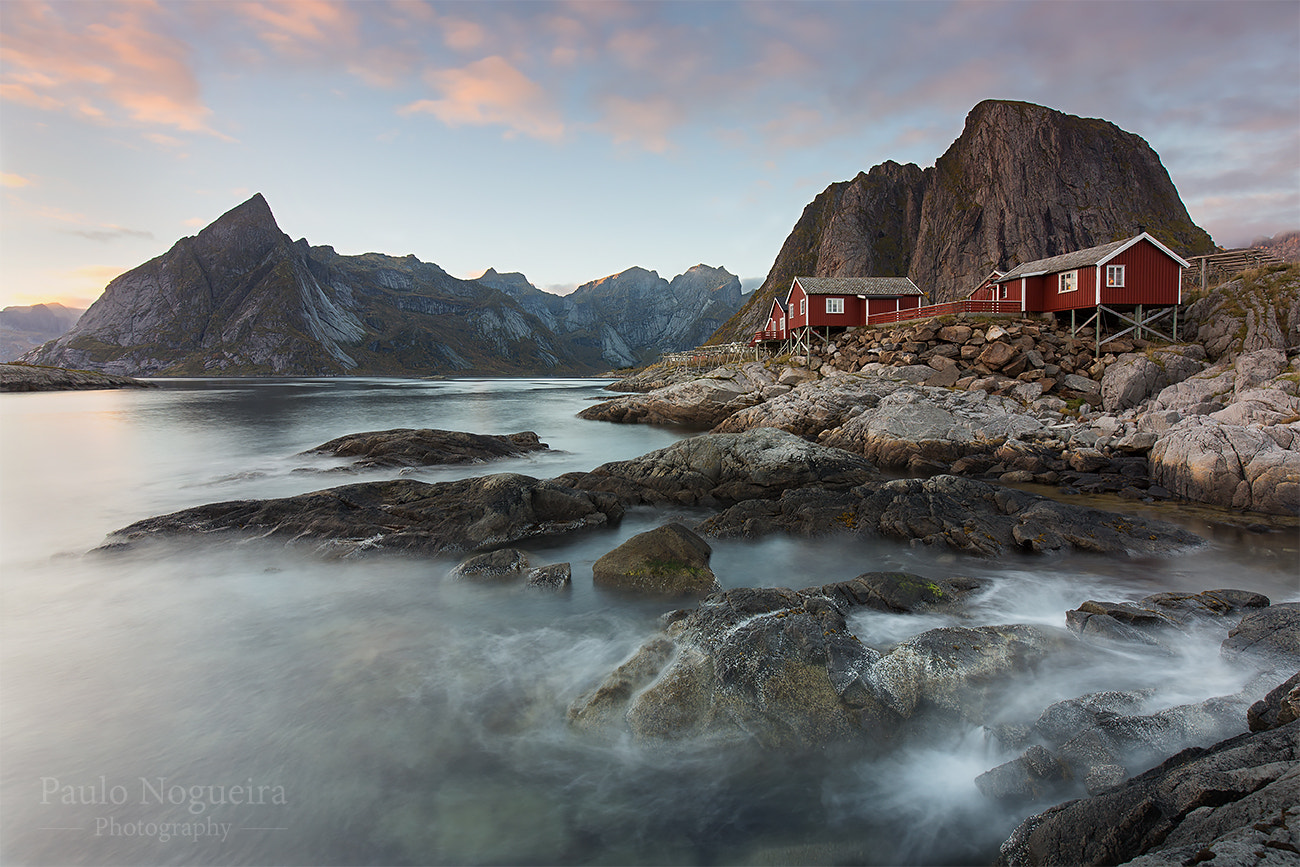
[1,0,1297,309]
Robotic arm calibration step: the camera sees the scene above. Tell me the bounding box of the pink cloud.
[399,56,564,142]
[235,0,359,53]
[0,1,227,139]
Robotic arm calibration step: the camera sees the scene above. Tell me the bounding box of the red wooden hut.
[991,232,1190,342]
[783,276,923,353]
[749,298,788,346]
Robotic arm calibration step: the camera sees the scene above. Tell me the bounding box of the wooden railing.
[748,329,784,345]
[866,299,1021,324]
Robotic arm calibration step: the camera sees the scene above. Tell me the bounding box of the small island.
[0,362,155,393]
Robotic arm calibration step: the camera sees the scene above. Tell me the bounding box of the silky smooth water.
[1,378,1296,866]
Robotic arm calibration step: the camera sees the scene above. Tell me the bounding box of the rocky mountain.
[715,99,1216,342]
[481,264,744,368]
[0,302,84,361]
[23,196,742,376]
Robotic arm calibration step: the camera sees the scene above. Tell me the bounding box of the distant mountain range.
[1,302,85,362]
[714,99,1218,342]
[22,195,743,376]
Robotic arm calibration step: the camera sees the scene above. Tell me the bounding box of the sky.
[0,0,1297,311]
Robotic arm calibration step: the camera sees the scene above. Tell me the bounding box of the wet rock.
[569,578,1062,749]
[448,548,530,581]
[526,562,572,590]
[1222,603,1300,664]
[700,474,1201,558]
[1066,589,1271,649]
[1248,672,1300,732]
[303,428,548,469]
[556,427,879,507]
[566,637,677,733]
[100,473,625,557]
[995,721,1300,867]
[975,744,1071,802]
[591,523,720,596]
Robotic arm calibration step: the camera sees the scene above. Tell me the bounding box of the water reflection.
[1,378,1297,866]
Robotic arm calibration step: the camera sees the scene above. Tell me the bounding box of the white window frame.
[1106,264,1125,288]
[1059,270,1078,294]
[799,298,806,316]
[998,285,1008,300]
[825,297,844,314]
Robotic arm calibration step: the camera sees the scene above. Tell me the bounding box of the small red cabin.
[992,232,1189,314]
[750,298,788,345]
[787,276,923,327]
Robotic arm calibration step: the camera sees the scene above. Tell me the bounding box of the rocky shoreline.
[0,362,155,392]
[593,268,1300,517]
[86,269,1297,865]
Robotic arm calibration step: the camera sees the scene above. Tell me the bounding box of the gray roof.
[794,276,923,297]
[996,238,1131,282]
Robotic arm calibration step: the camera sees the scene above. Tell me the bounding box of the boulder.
[556,427,879,506]
[303,428,548,469]
[1149,416,1300,515]
[448,548,530,582]
[100,473,625,557]
[1101,350,1208,413]
[591,523,720,596]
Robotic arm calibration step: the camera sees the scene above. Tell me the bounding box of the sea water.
[1,377,1296,865]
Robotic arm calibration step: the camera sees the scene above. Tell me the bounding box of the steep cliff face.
[716,100,1215,342]
[482,263,744,368]
[25,196,579,376]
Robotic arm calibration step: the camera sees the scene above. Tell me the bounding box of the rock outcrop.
[1144,349,1300,515]
[99,474,624,557]
[0,362,154,392]
[995,721,1299,867]
[699,474,1202,558]
[579,362,781,427]
[556,427,880,506]
[715,99,1214,342]
[567,574,1061,748]
[1181,264,1300,361]
[303,429,548,469]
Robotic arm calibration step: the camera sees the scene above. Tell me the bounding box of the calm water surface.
[1,377,1296,865]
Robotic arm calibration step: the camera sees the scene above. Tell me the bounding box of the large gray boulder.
[101,473,625,557]
[1149,416,1300,515]
[555,427,879,506]
[1100,349,1207,412]
[591,523,720,596]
